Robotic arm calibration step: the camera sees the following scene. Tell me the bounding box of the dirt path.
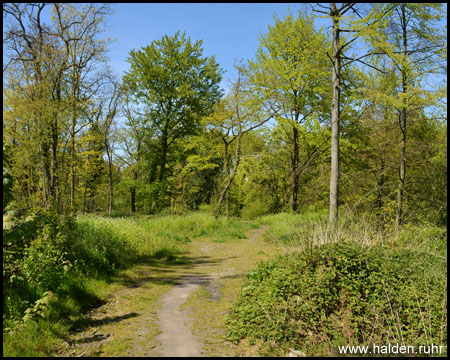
[60,225,279,357]
[155,275,208,356]
[154,226,269,357]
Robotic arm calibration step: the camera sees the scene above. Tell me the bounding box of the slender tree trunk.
[222,139,230,216]
[70,82,78,210]
[158,134,168,182]
[82,184,87,214]
[70,132,75,210]
[50,118,58,208]
[376,157,385,228]
[35,62,52,208]
[329,3,341,233]
[131,138,141,213]
[291,124,300,213]
[218,134,242,210]
[396,4,408,233]
[149,159,158,183]
[106,143,113,216]
[41,138,51,207]
[396,109,407,230]
[131,186,136,213]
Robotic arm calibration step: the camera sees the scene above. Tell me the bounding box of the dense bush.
[3,210,140,327]
[4,211,75,320]
[240,198,271,219]
[226,239,447,356]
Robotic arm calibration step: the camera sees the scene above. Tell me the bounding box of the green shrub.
[241,198,271,219]
[3,210,77,319]
[226,240,447,356]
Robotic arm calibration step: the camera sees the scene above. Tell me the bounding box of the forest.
[3,3,447,357]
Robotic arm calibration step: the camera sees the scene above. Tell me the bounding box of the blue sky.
[105,3,329,90]
[3,3,446,94]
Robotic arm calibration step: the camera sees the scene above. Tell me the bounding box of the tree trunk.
[131,186,136,213]
[70,121,76,210]
[291,124,299,213]
[222,139,230,216]
[329,3,341,233]
[396,109,407,231]
[106,144,113,216]
[50,116,58,209]
[41,139,51,207]
[131,138,141,213]
[158,134,168,182]
[70,76,78,210]
[376,157,385,228]
[82,184,87,214]
[218,134,242,211]
[396,4,408,233]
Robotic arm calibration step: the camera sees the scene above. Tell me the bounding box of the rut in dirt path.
[155,275,209,357]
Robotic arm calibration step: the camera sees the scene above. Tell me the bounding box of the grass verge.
[226,213,447,357]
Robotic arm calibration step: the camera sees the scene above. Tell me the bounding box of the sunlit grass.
[257,208,395,248]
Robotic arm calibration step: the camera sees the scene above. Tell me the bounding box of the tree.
[115,90,148,213]
[78,114,105,213]
[358,3,446,230]
[123,31,223,191]
[52,3,112,210]
[248,10,331,214]
[4,3,60,209]
[3,3,114,212]
[169,131,222,212]
[99,78,122,216]
[312,3,367,232]
[206,64,274,216]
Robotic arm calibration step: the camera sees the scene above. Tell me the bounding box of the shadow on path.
[110,253,238,289]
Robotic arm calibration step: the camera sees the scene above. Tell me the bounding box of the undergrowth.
[226,218,447,357]
[2,210,254,356]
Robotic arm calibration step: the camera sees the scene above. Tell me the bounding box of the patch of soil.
[154,275,209,356]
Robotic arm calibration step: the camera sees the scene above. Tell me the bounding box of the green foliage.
[170,132,222,212]
[123,30,223,190]
[124,30,223,135]
[4,211,74,288]
[226,237,447,356]
[22,291,58,323]
[3,145,14,211]
[249,10,330,115]
[240,197,271,219]
[3,318,69,357]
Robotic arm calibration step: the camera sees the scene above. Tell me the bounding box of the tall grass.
[115,211,256,245]
[257,208,392,248]
[76,215,181,259]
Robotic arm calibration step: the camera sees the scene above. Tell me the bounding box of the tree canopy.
[3,3,446,227]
